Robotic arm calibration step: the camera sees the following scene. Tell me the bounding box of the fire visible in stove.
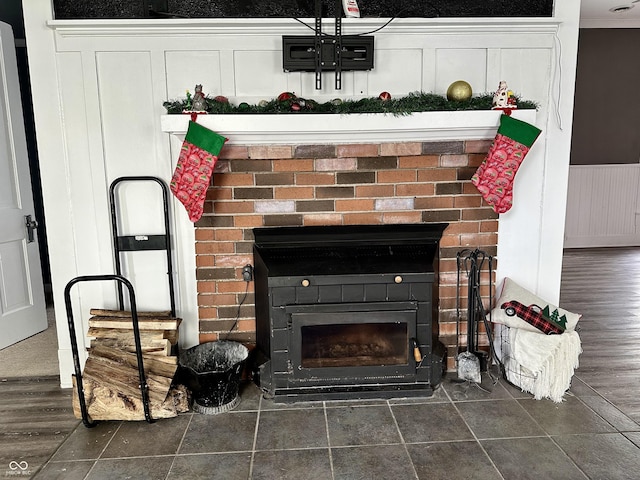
[301,323,408,368]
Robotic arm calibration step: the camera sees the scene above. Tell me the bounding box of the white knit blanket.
[495,325,582,402]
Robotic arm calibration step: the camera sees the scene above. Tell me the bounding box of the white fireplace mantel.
[160,109,537,144]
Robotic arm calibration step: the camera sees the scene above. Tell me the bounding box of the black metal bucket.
[177,341,249,414]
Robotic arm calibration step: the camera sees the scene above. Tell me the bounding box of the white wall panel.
[57,52,111,278]
[96,51,171,310]
[435,49,487,95]
[97,52,156,175]
[421,48,437,93]
[499,49,551,100]
[367,49,423,95]
[234,50,288,96]
[299,70,355,97]
[565,165,640,247]
[165,50,222,100]
[485,48,503,93]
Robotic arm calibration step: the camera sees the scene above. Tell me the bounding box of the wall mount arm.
[283,0,374,90]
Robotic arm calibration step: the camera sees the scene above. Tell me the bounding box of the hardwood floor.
[0,377,79,478]
[560,247,640,423]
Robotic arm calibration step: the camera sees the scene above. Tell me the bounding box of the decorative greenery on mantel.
[163,91,537,116]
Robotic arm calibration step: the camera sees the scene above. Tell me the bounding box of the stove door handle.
[411,338,422,363]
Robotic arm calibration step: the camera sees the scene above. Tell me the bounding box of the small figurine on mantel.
[191,84,207,112]
[182,85,208,113]
[492,80,517,111]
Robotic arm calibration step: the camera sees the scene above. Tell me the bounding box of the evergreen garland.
[163,91,537,116]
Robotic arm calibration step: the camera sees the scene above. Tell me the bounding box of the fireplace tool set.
[456,248,497,385]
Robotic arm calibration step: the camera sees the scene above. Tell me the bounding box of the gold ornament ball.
[446,80,473,102]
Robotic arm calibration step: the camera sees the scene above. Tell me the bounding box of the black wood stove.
[252,223,448,402]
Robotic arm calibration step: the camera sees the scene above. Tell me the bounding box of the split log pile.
[72,308,189,421]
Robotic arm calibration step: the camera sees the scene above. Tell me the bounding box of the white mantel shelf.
[48,17,560,37]
[160,110,537,145]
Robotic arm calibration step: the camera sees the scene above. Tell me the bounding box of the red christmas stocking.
[170,121,226,222]
[471,114,541,214]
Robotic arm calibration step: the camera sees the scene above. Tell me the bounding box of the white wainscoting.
[565,164,640,248]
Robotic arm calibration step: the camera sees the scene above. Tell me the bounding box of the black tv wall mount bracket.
[282,0,374,90]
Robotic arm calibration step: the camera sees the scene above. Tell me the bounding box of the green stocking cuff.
[498,114,541,147]
[185,121,227,155]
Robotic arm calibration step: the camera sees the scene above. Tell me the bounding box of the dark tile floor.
[33,372,640,480]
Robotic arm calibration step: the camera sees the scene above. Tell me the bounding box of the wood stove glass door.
[287,302,417,380]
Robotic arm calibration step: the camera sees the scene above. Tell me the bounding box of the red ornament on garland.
[379,91,391,101]
[213,95,229,104]
[277,92,295,102]
[290,102,301,112]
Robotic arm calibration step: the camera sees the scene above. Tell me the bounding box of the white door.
[0,21,46,350]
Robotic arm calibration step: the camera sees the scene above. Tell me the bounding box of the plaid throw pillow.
[490,278,581,333]
[500,301,566,335]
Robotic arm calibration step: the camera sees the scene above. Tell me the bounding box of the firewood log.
[82,355,172,405]
[72,376,189,421]
[90,338,171,356]
[87,327,178,346]
[88,316,181,331]
[89,344,177,378]
[89,308,172,318]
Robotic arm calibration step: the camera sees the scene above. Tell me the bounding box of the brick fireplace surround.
[193,138,497,371]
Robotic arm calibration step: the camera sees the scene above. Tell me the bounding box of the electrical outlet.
[242,264,253,282]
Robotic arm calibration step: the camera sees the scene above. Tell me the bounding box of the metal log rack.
[64,176,176,427]
[110,176,176,318]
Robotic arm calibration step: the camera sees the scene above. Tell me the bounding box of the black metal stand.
[64,275,152,427]
[334,0,342,90]
[313,0,343,90]
[66,176,176,427]
[109,176,176,317]
[314,0,322,90]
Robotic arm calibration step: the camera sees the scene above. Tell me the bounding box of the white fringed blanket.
[495,325,582,402]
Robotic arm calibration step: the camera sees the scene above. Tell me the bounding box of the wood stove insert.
[252,223,448,402]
